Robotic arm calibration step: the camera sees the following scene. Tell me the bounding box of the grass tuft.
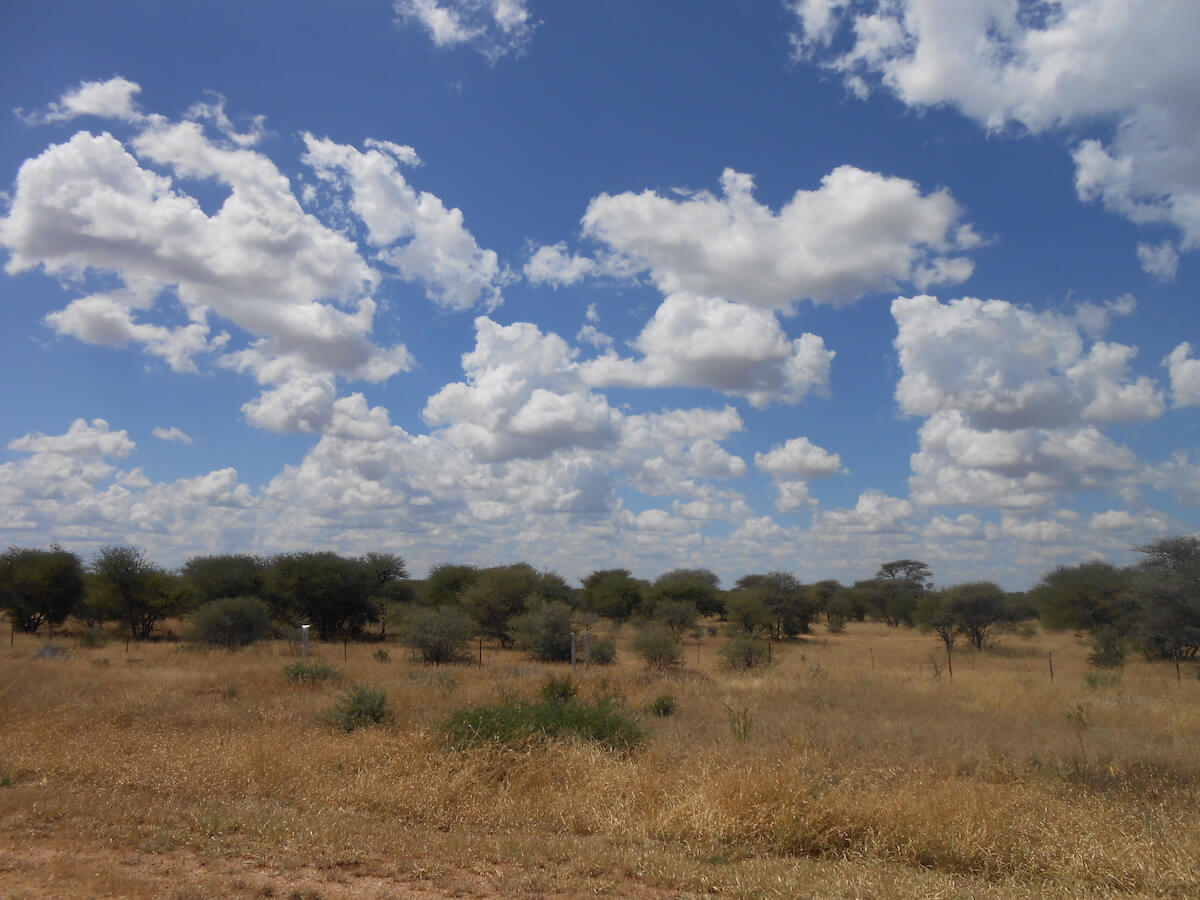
[283,660,340,685]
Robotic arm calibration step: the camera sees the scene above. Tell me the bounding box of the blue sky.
[1,1,1197,590]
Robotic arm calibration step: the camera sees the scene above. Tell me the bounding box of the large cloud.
[302,135,506,311]
[0,79,515,434]
[893,295,1164,429]
[558,166,978,309]
[789,1,1200,267]
[581,293,834,408]
[909,411,1140,509]
[1164,343,1200,408]
[424,317,621,462]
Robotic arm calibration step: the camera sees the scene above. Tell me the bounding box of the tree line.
[1,538,1196,670]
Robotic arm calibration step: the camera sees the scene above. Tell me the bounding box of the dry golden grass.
[2,620,1198,898]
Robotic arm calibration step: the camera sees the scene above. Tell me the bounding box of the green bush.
[76,625,109,648]
[402,605,473,664]
[284,660,341,684]
[720,633,772,671]
[185,596,274,649]
[373,648,390,663]
[1088,627,1126,669]
[1084,670,1122,691]
[647,694,676,717]
[588,636,616,664]
[632,620,681,670]
[441,693,644,753]
[541,673,578,702]
[325,684,392,732]
[512,598,575,662]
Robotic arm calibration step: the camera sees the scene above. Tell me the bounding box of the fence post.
[571,631,577,672]
[301,624,310,659]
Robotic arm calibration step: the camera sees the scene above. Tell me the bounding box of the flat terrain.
[2,622,1198,898]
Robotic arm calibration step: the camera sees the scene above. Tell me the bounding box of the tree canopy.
[0,545,84,633]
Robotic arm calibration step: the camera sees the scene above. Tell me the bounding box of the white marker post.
[301,624,311,659]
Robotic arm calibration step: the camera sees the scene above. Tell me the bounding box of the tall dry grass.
[1,620,1198,897]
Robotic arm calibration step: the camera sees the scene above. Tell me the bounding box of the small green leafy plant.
[326,684,392,732]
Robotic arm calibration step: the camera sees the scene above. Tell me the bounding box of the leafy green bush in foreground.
[326,684,392,732]
[441,693,644,752]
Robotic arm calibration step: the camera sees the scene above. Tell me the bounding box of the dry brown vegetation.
[2,621,1198,898]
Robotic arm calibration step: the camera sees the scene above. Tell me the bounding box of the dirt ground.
[0,833,688,899]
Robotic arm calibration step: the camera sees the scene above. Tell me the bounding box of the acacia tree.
[0,545,85,633]
[91,546,191,640]
[735,571,817,637]
[649,569,723,617]
[424,563,480,606]
[267,552,377,640]
[1132,537,1200,663]
[461,563,546,646]
[865,560,933,627]
[1031,562,1135,633]
[580,569,647,621]
[182,554,268,605]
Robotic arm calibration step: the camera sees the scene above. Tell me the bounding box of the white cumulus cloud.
[578,166,978,309]
[789,1,1200,255]
[581,293,833,408]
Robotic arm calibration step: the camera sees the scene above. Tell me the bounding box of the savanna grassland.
[1,622,1198,899]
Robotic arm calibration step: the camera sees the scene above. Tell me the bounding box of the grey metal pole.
[301,624,310,659]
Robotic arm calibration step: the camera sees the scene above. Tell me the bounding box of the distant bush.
[1088,627,1126,669]
[373,648,390,663]
[589,636,616,664]
[441,693,644,752]
[720,633,772,671]
[647,694,676,718]
[186,596,274,648]
[402,605,473,664]
[325,684,392,732]
[284,660,341,684]
[632,620,681,670]
[512,599,575,662]
[76,625,109,648]
[1084,670,1122,691]
[541,673,578,702]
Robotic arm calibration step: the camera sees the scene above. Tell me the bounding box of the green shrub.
[284,660,341,684]
[588,636,616,664]
[1088,627,1126,669]
[402,605,473,664]
[326,684,392,732]
[512,598,576,662]
[442,693,644,753]
[373,648,390,663]
[1084,669,1122,691]
[647,694,676,718]
[76,625,110,648]
[632,620,681,670]
[541,673,578,702]
[720,633,772,671]
[726,705,753,742]
[186,596,274,649]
